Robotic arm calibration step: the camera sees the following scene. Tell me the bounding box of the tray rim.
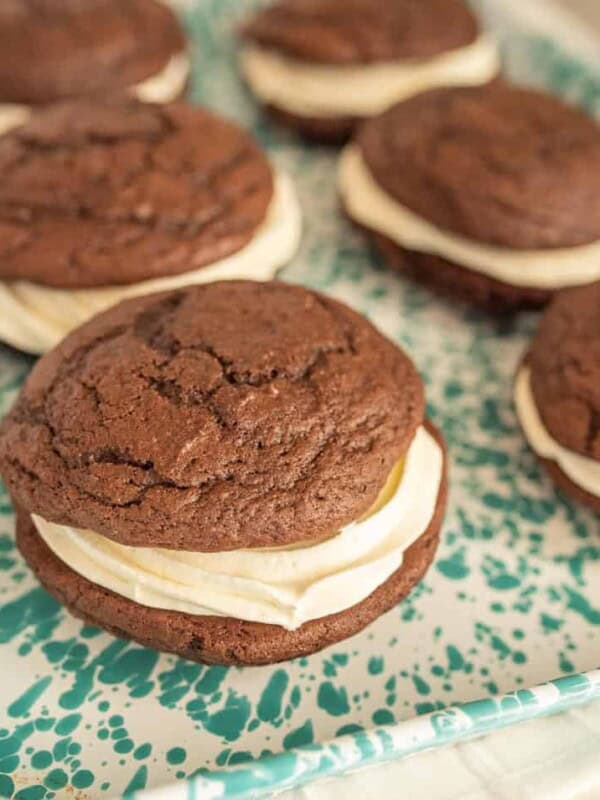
[132,669,600,799]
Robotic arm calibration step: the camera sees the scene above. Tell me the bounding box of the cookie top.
[0,98,274,289]
[240,0,478,65]
[0,0,185,105]
[528,282,600,460]
[0,281,424,551]
[358,84,600,249]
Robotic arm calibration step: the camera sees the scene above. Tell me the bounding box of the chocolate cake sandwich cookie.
[0,98,301,355]
[0,281,448,665]
[239,0,499,142]
[0,0,190,135]
[515,283,600,513]
[339,84,600,310]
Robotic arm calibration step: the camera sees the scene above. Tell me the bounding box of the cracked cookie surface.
[240,0,478,65]
[528,281,600,459]
[0,97,274,288]
[358,84,600,249]
[0,280,424,551]
[0,0,185,105]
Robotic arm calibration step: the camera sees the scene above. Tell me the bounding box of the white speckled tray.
[0,2,599,798]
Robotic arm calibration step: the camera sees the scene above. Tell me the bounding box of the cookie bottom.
[534,454,600,514]
[371,232,553,312]
[266,104,357,144]
[16,422,447,666]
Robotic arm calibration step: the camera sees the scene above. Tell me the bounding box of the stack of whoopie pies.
[0,0,597,667]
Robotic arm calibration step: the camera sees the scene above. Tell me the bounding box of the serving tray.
[0,1,599,798]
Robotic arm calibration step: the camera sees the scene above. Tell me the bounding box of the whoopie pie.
[0,280,448,665]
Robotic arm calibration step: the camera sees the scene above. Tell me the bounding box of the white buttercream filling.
[0,170,301,354]
[0,51,190,136]
[132,51,190,103]
[514,367,600,498]
[0,104,31,136]
[240,35,499,118]
[33,425,442,630]
[338,146,600,290]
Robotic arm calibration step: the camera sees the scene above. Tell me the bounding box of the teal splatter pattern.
[0,1,599,797]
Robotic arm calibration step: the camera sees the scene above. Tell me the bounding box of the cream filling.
[338,146,600,290]
[0,104,31,136]
[132,51,190,103]
[33,425,442,631]
[0,170,301,354]
[514,367,600,498]
[0,51,190,136]
[240,35,499,118]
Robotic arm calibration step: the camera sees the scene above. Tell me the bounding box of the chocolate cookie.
[341,84,600,310]
[0,98,274,289]
[0,281,424,550]
[15,427,447,665]
[241,0,478,64]
[358,85,600,249]
[239,0,498,142]
[0,0,186,106]
[515,282,600,512]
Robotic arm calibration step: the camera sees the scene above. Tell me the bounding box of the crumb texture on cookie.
[0,0,185,104]
[0,281,424,551]
[0,99,274,288]
[358,84,600,249]
[528,282,600,459]
[241,0,478,65]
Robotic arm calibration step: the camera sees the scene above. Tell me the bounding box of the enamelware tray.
[0,1,598,797]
